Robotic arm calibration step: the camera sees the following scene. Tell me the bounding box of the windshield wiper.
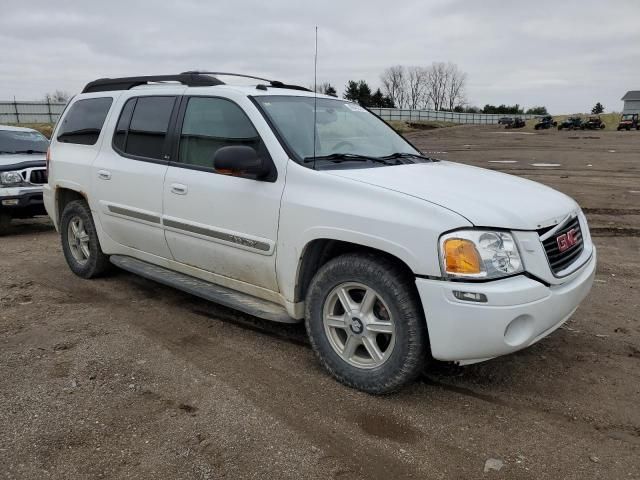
[379,152,438,162]
[303,153,398,165]
[12,149,47,154]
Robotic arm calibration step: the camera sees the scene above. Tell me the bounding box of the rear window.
[57,97,113,145]
[112,96,176,160]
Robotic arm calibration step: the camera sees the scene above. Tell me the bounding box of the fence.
[368,108,538,125]
[0,100,67,124]
[1,100,539,126]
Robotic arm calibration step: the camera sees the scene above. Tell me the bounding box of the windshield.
[254,96,419,164]
[0,130,49,154]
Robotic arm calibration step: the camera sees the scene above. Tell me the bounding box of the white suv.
[44,72,596,393]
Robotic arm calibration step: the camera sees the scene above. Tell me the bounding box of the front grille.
[541,216,584,274]
[29,169,48,185]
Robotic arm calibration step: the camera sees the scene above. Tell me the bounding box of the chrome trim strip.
[107,205,161,224]
[163,218,271,252]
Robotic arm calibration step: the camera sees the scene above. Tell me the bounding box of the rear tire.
[60,200,110,278]
[305,253,428,394]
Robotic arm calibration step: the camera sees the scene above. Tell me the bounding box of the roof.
[622,91,640,101]
[0,124,38,133]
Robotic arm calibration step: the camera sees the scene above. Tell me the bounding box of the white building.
[622,91,640,114]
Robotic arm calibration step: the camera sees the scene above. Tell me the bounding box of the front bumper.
[0,187,46,214]
[416,248,596,363]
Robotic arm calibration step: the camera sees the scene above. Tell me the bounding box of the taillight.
[46,147,51,177]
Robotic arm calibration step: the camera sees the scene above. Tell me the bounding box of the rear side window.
[57,97,113,145]
[113,96,176,160]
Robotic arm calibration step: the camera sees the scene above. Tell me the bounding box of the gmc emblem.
[557,228,578,252]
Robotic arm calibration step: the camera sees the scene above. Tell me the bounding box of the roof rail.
[180,71,311,92]
[81,73,224,93]
[81,72,312,94]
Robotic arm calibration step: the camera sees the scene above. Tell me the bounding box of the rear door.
[162,95,285,291]
[91,92,181,258]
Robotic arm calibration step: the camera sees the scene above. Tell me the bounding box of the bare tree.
[380,65,407,109]
[444,63,466,111]
[44,90,71,103]
[424,62,448,111]
[422,62,467,111]
[406,66,428,110]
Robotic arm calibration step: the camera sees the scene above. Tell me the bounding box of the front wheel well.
[56,188,87,223]
[294,239,416,303]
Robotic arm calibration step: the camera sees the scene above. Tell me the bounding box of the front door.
[162,96,285,291]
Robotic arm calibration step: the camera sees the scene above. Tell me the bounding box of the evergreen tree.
[343,80,372,107]
[324,84,337,97]
[591,102,604,114]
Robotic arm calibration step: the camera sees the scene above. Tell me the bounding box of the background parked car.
[498,116,514,125]
[534,115,557,130]
[0,125,49,230]
[617,113,639,131]
[583,116,606,130]
[558,116,584,130]
[505,117,525,129]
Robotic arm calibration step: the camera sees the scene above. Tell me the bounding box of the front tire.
[60,200,110,278]
[305,253,428,394]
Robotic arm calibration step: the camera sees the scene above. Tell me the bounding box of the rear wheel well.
[295,239,416,303]
[56,188,87,223]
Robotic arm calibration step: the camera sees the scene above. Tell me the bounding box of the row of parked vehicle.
[499,113,640,131]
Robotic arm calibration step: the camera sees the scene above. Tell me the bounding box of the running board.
[109,255,297,323]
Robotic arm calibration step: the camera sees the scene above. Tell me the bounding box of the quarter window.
[113,96,176,160]
[57,97,113,145]
[179,97,265,168]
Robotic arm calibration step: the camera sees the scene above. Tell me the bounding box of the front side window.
[178,97,265,168]
[0,130,48,154]
[57,97,113,145]
[254,96,419,167]
[113,96,176,160]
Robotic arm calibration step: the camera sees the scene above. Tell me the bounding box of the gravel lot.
[1,125,638,479]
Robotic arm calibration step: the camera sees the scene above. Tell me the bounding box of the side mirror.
[213,146,268,178]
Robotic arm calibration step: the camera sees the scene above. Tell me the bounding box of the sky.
[1,0,638,114]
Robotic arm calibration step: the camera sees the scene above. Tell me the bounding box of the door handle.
[170,183,188,195]
[97,170,111,180]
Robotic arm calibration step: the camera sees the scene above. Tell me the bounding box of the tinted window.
[113,98,135,151]
[57,97,113,145]
[179,97,264,168]
[125,96,175,159]
[0,130,49,154]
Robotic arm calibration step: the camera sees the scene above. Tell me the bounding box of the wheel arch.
[55,186,88,224]
[293,237,419,304]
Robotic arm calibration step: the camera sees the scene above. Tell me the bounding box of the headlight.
[440,230,523,279]
[0,171,24,186]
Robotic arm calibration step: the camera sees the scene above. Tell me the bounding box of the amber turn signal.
[444,238,482,275]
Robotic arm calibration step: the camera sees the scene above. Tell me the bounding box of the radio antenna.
[313,26,318,170]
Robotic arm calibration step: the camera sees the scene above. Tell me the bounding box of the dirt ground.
[1,126,639,479]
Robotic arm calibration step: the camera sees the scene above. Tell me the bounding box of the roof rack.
[180,71,311,92]
[82,73,224,93]
[82,72,311,94]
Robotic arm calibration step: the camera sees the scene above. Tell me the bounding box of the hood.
[326,161,578,230]
[0,153,46,170]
